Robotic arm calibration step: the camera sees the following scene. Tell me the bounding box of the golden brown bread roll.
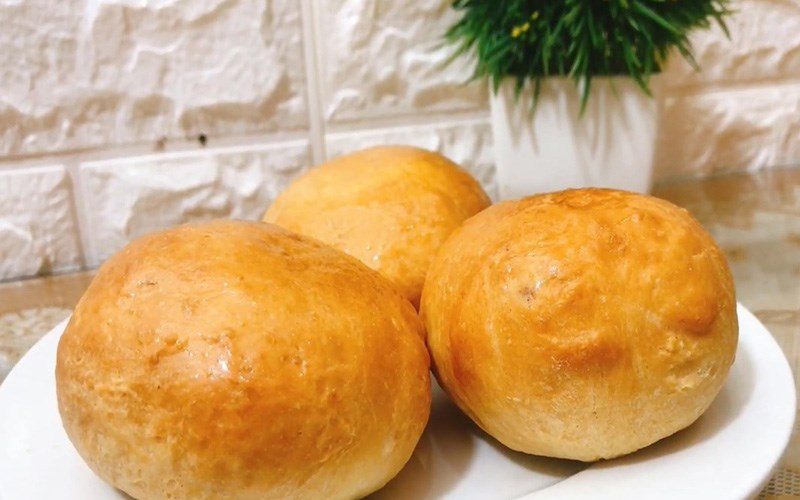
[421,189,738,461]
[263,146,491,308]
[56,220,430,499]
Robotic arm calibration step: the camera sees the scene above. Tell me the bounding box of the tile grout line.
[63,159,96,270]
[662,75,800,98]
[299,0,327,165]
[325,109,491,135]
[0,110,493,172]
[66,0,98,271]
[325,113,492,138]
[0,130,314,170]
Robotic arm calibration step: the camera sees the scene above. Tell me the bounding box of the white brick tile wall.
[656,84,800,179]
[654,0,800,179]
[0,166,82,279]
[663,0,800,88]
[80,142,311,266]
[0,0,83,155]
[0,0,798,279]
[314,0,487,124]
[0,0,307,155]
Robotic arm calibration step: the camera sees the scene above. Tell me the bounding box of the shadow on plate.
[371,383,585,499]
[369,384,477,499]
[114,489,134,499]
[481,426,587,479]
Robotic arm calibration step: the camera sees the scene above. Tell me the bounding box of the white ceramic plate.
[0,304,794,500]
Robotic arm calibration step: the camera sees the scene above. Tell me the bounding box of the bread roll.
[56,220,430,499]
[263,146,491,308]
[421,189,738,461]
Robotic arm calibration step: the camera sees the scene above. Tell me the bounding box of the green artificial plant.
[445,0,732,111]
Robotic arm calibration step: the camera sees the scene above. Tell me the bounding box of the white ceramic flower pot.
[490,76,657,200]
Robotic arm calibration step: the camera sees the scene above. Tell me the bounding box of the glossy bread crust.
[421,189,738,461]
[263,146,491,308]
[56,220,430,499]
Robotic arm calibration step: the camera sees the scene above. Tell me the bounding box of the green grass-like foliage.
[446,0,732,111]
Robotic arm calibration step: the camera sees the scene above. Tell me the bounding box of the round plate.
[0,304,794,499]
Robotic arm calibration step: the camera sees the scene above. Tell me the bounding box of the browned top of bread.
[57,220,430,499]
[421,189,738,460]
[264,145,491,307]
